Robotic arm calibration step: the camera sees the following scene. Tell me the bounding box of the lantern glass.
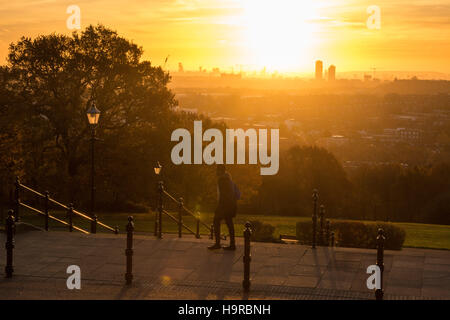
[154,161,162,175]
[86,103,101,125]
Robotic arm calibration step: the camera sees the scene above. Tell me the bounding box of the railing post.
[325,220,330,247]
[178,197,183,238]
[91,214,97,234]
[68,203,73,232]
[375,228,385,300]
[5,210,15,278]
[319,204,325,246]
[312,189,318,249]
[196,214,200,239]
[125,216,134,285]
[331,231,335,247]
[44,191,49,231]
[209,224,214,240]
[157,181,163,239]
[14,177,20,222]
[243,222,252,293]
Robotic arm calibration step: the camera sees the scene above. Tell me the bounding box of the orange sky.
[0,0,449,75]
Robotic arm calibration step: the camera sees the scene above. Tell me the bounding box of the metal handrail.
[182,205,211,230]
[162,190,212,231]
[16,180,116,234]
[48,197,69,210]
[97,221,116,233]
[162,209,196,236]
[20,184,45,198]
[19,201,90,234]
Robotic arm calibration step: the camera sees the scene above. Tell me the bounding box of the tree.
[256,145,352,217]
[5,25,177,201]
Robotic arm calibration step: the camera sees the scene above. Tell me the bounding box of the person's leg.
[214,215,221,244]
[223,216,235,250]
[208,215,222,249]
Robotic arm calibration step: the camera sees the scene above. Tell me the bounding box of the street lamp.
[86,102,101,125]
[86,102,100,223]
[154,161,162,175]
[154,161,163,238]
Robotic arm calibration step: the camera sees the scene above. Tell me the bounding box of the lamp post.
[154,161,163,238]
[86,102,101,222]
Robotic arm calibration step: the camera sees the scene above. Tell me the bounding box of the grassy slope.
[7,209,450,250]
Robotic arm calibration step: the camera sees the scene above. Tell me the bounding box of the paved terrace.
[0,230,449,300]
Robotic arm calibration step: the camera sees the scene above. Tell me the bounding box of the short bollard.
[209,224,214,240]
[312,189,318,249]
[178,197,184,238]
[375,228,385,300]
[325,220,330,247]
[125,216,134,285]
[68,203,74,232]
[331,231,335,247]
[5,210,15,278]
[91,214,98,234]
[243,222,252,293]
[196,215,200,239]
[44,191,49,231]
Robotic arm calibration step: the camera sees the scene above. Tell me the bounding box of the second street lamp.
[154,161,163,238]
[86,102,101,232]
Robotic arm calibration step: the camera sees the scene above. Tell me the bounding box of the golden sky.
[0,0,449,74]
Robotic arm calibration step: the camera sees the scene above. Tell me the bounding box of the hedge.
[249,220,276,242]
[296,220,405,250]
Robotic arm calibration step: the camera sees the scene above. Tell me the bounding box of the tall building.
[315,60,323,80]
[328,65,336,81]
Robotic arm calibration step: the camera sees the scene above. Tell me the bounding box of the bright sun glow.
[243,0,319,72]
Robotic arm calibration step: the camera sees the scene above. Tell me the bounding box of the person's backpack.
[232,181,241,200]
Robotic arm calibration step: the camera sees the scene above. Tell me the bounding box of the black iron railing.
[154,181,218,239]
[13,177,118,234]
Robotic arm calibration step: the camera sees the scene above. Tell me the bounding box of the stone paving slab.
[0,230,449,300]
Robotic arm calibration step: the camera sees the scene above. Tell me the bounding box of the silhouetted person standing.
[208,164,237,250]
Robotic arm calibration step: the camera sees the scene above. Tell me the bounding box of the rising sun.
[242,0,319,72]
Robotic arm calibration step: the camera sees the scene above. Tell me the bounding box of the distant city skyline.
[169,61,449,81]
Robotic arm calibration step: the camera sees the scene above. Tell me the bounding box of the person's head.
[216,164,226,177]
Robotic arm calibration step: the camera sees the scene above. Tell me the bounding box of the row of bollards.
[123,218,383,300]
[3,203,382,300]
[310,190,384,300]
[124,217,254,293]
